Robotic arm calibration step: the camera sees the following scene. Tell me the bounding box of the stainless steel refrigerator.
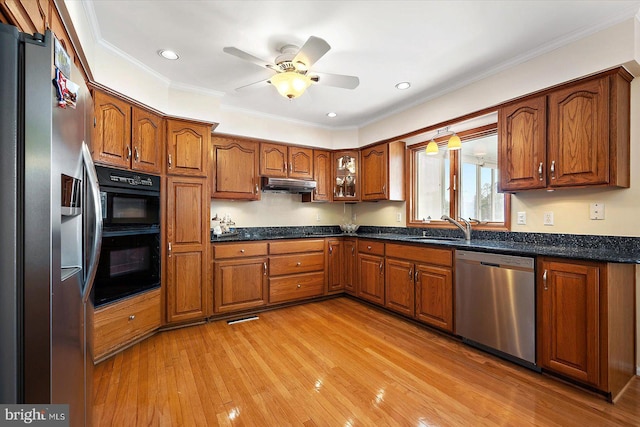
[0,23,102,427]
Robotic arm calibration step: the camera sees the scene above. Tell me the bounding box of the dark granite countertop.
[211,226,640,264]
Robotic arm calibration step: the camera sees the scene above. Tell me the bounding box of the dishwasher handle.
[480,261,501,268]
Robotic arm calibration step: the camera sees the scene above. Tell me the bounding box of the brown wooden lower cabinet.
[537,257,635,400]
[212,242,268,313]
[268,239,325,304]
[385,258,415,317]
[327,238,344,293]
[385,243,454,332]
[93,288,161,362]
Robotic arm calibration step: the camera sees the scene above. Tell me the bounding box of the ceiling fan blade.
[235,78,271,92]
[223,47,277,71]
[311,72,360,89]
[293,36,330,69]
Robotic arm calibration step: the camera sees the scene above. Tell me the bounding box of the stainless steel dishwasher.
[455,250,538,370]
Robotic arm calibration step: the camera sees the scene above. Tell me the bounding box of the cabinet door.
[385,258,415,317]
[357,253,385,305]
[260,142,287,177]
[332,151,360,201]
[539,259,601,386]
[131,107,162,174]
[361,144,388,200]
[1,0,48,34]
[166,177,209,323]
[415,264,453,332]
[498,96,547,191]
[327,239,344,292]
[166,119,210,177]
[314,150,331,201]
[548,78,609,187]
[344,239,357,294]
[92,91,131,169]
[214,258,267,313]
[288,146,313,179]
[211,138,260,200]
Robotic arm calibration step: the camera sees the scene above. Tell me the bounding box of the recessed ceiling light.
[326,112,337,118]
[158,49,179,60]
[395,81,411,90]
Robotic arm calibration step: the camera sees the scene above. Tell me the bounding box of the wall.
[210,193,351,228]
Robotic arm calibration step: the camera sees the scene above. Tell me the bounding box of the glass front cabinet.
[332,150,360,202]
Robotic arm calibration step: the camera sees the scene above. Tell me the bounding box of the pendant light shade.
[447,133,462,150]
[425,140,439,155]
[270,71,312,99]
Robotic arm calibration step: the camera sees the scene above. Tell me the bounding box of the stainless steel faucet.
[441,215,472,242]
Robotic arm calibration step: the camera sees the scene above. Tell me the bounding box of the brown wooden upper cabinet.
[166,118,211,177]
[302,149,332,202]
[260,142,313,180]
[499,68,631,192]
[1,0,48,36]
[361,141,405,201]
[332,150,360,202]
[92,90,163,174]
[211,136,260,200]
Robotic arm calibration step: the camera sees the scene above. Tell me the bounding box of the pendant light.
[424,127,462,155]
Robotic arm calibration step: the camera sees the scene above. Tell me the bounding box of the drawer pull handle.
[543,269,548,290]
[297,284,301,289]
[367,245,372,250]
[408,268,413,278]
[126,145,132,160]
[329,246,333,255]
[550,161,556,180]
[263,262,267,275]
[240,249,245,253]
[128,315,135,321]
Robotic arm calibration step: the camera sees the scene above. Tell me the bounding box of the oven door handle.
[82,142,103,304]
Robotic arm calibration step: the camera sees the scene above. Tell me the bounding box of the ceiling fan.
[223,36,360,99]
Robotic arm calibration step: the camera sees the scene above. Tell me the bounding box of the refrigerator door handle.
[81,142,103,304]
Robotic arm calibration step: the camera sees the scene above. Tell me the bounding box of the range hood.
[261,176,317,193]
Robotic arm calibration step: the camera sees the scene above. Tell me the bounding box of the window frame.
[406,123,511,231]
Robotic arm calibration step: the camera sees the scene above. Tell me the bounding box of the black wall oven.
[93,166,161,307]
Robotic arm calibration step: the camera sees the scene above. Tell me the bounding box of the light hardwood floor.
[94,297,640,426]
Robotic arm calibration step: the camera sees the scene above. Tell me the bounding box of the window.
[408,123,510,230]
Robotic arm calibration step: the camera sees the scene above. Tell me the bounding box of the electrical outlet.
[590,202,605,220]
[396,212,402,222]
[543,211,554,226]
[517,212,526,225]
[316,213,321,222]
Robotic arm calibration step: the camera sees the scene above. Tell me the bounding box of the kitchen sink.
[407,236,464,243]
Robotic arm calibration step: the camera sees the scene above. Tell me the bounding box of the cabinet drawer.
[269,239,325,254]
[269,272,325,303]
[358,239,385,256]
[386,243,452,267]
[269,252,325,276]
[94,288,161,361]
[213,242,268,259]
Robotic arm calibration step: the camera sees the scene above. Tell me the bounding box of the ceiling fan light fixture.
[270,71,312,99]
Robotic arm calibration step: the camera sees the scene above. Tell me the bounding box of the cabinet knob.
[296,262,301,266]
[128,315,135,321]
[240,249,245,253]
[367,245,372,250]
[297,284,301,289]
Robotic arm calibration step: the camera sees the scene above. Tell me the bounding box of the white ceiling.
[85,1,640,128]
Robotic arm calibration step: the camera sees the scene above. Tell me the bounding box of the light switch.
[590,203,605,220]
[517,212,526,225]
